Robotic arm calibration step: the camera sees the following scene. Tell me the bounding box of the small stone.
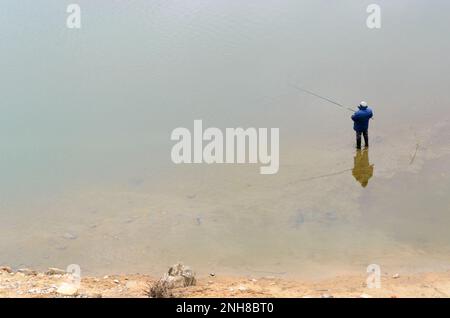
[392,273,400,279]
[321,294,334,298]
[103,275,109,279]
[0,266,13,273]
[238,285,247,291]
[113,279,120,284]
[18,268,37,276]
[360,293,372,298]
[209,273,216,277]
[125,281,138,289]
[46,268,66,275]
[57,283,78,296]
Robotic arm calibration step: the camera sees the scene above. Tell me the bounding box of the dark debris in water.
[291,209,339,228]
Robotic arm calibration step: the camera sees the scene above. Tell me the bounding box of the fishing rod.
[290,84,356,113]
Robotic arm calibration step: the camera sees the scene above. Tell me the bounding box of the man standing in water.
[351,101,373,149]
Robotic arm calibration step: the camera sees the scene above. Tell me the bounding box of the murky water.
[1,0,450,278]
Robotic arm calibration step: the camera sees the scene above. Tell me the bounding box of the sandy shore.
[1,266,450,298]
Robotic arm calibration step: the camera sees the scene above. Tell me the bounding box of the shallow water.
[1,0,450,278]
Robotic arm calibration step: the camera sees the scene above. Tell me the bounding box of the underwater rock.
[63,232,78,240]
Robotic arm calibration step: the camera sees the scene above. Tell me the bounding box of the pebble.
[17,268,37,276]
[238,285,247,291]
[0,266,13,273]
[113,279,120,284]
[321,294,334,298]
[209,273,216,277]
[57,283,79,296]
[392,273,400,279]
[125,281,138,289]
[360,293,372,298]
[46,268,66,275]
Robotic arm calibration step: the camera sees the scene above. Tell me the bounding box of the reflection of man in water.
[352,149,374,187]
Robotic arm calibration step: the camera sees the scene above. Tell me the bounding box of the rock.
[360,293,372,298]
[125,281,138,289]
[46,268,66,275]
[103,275,109,279]
[63,232,78,240]
[238,285,247,291]
[321,294,334,298]
[113,279,120,284]
[18,268,37,276]
[148,263,196,298]
[57,283,78,296]
[209,273,216,277]
[164,263,196,288]
[0,266,12,273]
[392,273,400,279]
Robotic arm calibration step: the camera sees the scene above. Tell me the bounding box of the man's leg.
[356,131,362,149]
[363,130,369,148]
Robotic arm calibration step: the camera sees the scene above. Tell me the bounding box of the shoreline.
[1,266,450,298]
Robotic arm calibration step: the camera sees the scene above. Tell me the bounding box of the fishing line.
[290,84,356,113]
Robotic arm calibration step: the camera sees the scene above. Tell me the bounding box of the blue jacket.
[351,106,373,132]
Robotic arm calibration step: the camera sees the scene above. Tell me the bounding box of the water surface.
[1,0,450,278]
